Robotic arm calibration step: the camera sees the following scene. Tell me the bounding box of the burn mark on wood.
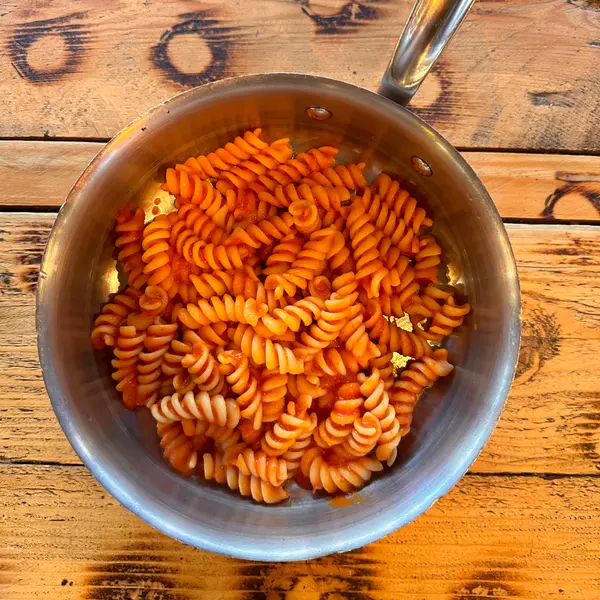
[18,266,40,294]
[320,593,375,600]
[151,11,234,88]
[235,547,378,597]
[471,106,501,146]
[453,581,515,599]
[529,91,575,109]
[7,12,90,84]
[542,177,600,219]
[452,563,522,599]
[515,308,561,385]
[410,61,456,126]
[568,0,600,10]
[2,225,51,295]
[84,540,189,600]
[577,393,600,465]
[298,0,384,34]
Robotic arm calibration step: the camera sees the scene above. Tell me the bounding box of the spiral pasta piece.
[414,235,442,284]
[91,287,141,349]
[370,343,395,390]
[261,371,288,422]
[374,403,402,465]
[165,129,287,185]
[301,447,383,494]
[314,383,363,448]
[141,215,177,298]
[157,422,198,476]
[265,226,336,298]
[166,172,233,226]
[423,296,471,341]
[334,412,382,459]
[357,188,420,256]
[405,285,453,320]
[364,301,432,359]
[372,173,433,234]
[150,391,240,428]
[186,266,256,300]
[170,204,228,251]
[258,182,349,212]
[358,369,389,420]
[225,213,295,249]
[286,374,326,402]
[182,179,233,230]
[201,452,289,503]
[231,324,304,375]
[261,398,312,456]
[185,421,241,451]
[115,205,148,289]
[181,340,225,393]
[357,369,402,463]
[111,314,153,409]
[297,274,360,357]
[374,292,407,319]
[338,308,381,367]
[390,349,454,438]
[215,181,259,221]
[260,296,325,336]
[306,347,361,377]
[137,319,178,403]
[218,350,263,429]
[263,237,304,276]
[191,243,252,271]
[307,275,331,299]
[302,163,367,190]
[326,230,352,272]
[281,412,318,474]
[347,199,389,290]
[217,137,294,188]
[161,338,189,392]
[176,295,267,330]
[139,285,169,316]
[289,198,321,235]
[379,256,419,301]
[245,146,339,193]
[234,448,288,487]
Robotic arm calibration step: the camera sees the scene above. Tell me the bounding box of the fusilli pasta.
[91,129,470,503]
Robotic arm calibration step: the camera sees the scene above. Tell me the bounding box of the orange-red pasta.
[91,129,470,503]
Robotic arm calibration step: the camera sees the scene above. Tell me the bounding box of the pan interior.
[38,74,519,560]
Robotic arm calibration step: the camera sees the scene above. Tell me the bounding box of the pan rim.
[36,72,521,561]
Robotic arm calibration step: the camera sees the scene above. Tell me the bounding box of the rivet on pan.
[306,106,332,121]
[411,156,432,177]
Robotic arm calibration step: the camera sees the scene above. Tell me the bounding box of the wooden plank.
[465,152,600,223]
[1,464,599,599]
[0,214,599,473]
[0,141,97,208]
[2,140,600,221]
[0,1,599,151]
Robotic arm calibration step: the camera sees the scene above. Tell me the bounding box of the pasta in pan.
[91,128,470,503]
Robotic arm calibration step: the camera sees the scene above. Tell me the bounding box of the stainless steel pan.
[37,0,521,561]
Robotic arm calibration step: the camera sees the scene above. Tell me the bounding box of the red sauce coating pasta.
[91,128,470,503]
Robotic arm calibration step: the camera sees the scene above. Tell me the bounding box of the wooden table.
[1,1,599,598]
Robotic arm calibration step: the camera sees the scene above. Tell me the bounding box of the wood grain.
[1,214,599,474]
[1,1,599,151]
[1,464,599,599]
[2,140,600,222]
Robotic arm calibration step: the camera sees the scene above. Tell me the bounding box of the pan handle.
[378,0,475,106]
